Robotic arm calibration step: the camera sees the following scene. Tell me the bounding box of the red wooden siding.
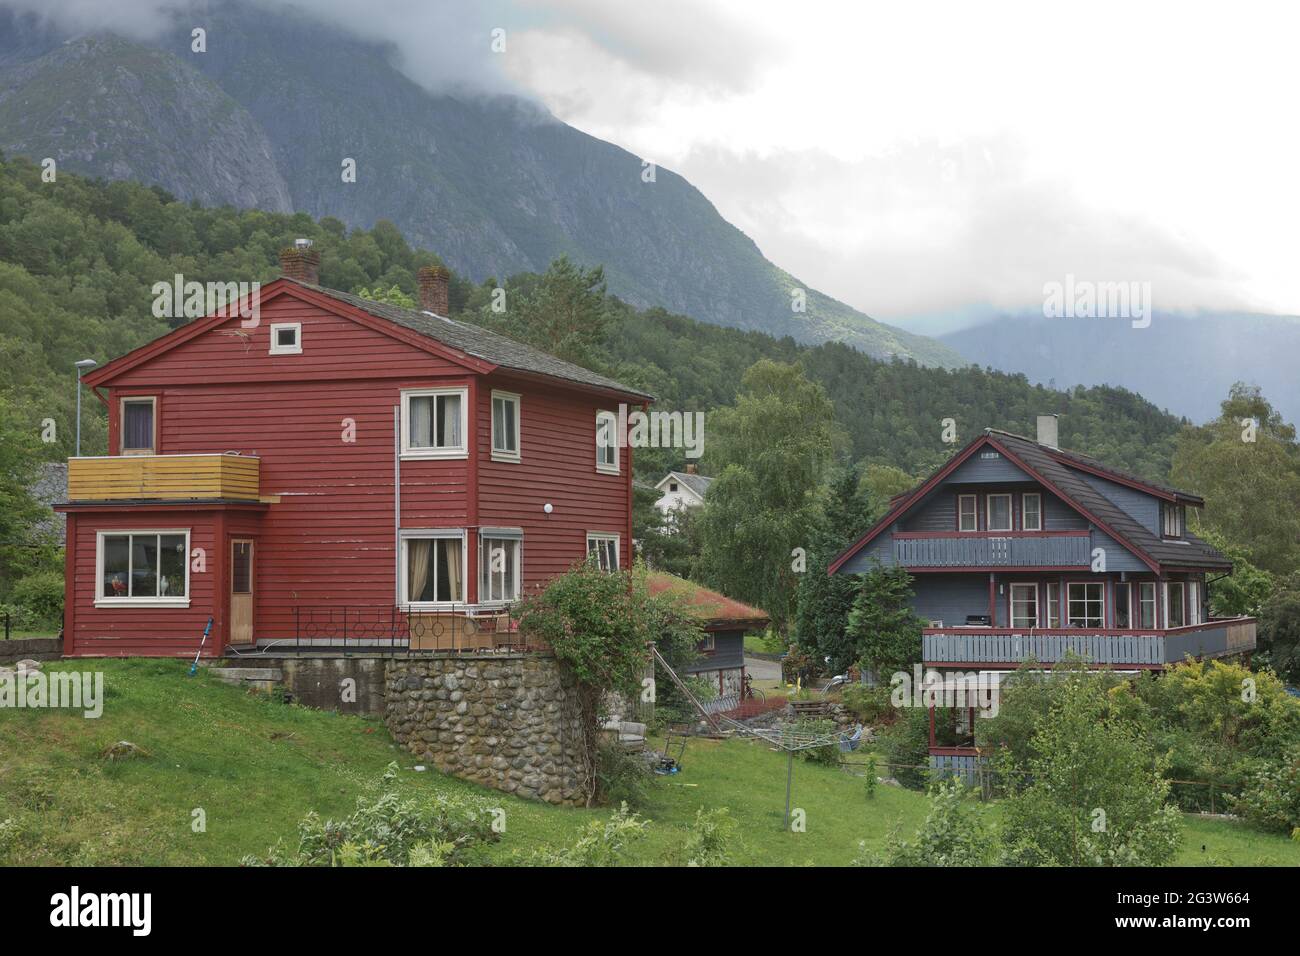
[66,288,636,653]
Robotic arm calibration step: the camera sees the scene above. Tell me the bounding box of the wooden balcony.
[922,617,1256,668]
[893,531,1091,569]
[67,453,260,502]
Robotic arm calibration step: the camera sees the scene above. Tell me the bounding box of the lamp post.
[74,359,97,456]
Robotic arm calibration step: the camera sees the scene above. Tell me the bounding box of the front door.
[230,539,254,646]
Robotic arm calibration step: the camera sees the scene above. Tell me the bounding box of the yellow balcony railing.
[67,454,260,502]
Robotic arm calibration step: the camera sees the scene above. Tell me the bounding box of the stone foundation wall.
[0,637,62,666]
[384,656,588,806]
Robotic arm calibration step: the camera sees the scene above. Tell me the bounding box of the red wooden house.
[55,246,652,659]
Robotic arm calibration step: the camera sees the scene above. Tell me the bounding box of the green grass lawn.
[1,660,1296,866]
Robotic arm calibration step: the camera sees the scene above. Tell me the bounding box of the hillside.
[0,2,962,368]
[0,156,1191,482]
[942,312,1300,424]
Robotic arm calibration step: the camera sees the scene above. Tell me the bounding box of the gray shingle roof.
[664,471,713,498]
[989,430,1230,570]
[286,278,654,401]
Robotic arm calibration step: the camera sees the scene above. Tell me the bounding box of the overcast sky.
[15,0,1299,330]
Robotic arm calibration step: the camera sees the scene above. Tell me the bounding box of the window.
[986,494,1012,532]
[595,410,619,473]
[669,482,678,493]
[479,532,522,603]
[1137,582,1157,628]
[402,532,465,604]
[491,391,520,461]
[957,495,978,532]
[700,634,715,652]
[269,322,302,355]
[587,533,620,571]
[1166,581,1186,628]
[1067,582,1104,628]
[1045,581,1061,627]
[97,530,189,606]
[1010,583,1039,628]
[1188,580,1201,625]
[1162,503,1185,538]
[1114,582,1130,628]
[401,388,467,459]
[1022,493,1042,531]
[232,541,253,594]
[120,397,156,455]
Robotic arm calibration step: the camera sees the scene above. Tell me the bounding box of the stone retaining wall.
[384,656,588,806]
[0,637,62,666]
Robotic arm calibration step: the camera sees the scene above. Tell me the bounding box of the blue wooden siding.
[923,630,1165,665]
[945,451,1030,483]
[683,630,746,673]
[930,753,982,784]
[913,574,991,626]
[1077,472,1161,535]
[1090,529,1147,571]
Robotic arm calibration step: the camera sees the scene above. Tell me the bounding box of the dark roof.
[987,430,1230,570]
[285,278,654,401]
[663,470,713,498]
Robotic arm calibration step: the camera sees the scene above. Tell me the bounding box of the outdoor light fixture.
[543,503,553,514]
[74,358,98,456]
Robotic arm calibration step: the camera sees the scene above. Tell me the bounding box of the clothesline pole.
[784,748,794,832]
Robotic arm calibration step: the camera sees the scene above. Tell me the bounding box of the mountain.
[0,3,963,368]
[941,312,1300,424]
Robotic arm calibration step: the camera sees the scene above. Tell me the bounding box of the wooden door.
[230,539,254,646]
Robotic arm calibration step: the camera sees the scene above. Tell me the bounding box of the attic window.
[269,323,302,355]
[1162,503,1185,539]
[669,482,678,492]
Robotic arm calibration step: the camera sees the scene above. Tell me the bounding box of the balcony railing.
[922,617,1256,667]
[67,453,260,502]
[893,531,1090,568]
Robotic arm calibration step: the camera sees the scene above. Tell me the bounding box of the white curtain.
[443,538,462,601]
[441,395,461,448]
[409,397,433,448]
[407,540,430,602]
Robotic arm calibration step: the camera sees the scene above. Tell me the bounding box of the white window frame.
[586,532,620,571]
[1067,581,1104,628]
[1138,581,1157,628]
[400,529,468,607]
[119,396,157,456]
[1045,581,1061,628]
[957,494,978,532]
[479,530,523,605]
[1162,503,1184,539]
[1010,582,1039,629]
[400,387,469,460]
[269,322,302,355]
[986,493,1013,532]
[1165,581,1186,628]
[95,529,191,608]
[1188,579,1201,626]
[595,410,620,474]
[700,633,716,652]
[490,390,521,463]
[1022,492,1042,531]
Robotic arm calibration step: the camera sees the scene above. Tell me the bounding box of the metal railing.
[268,604,547,655]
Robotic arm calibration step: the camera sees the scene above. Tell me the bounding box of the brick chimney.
[685,463,698,475]
[1036,414,1059,449]
[278,238,320,285]
[417,265,451,315]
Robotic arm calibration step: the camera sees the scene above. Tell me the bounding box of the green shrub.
[791,718,840,765]
[855,779,996,866]
[677,807,739,867]
[242,763,499,866]
[1230,745,1300,834]
[595,742,655,808]
[840,683,893,724]
[523,803,648,866]
[9,571,63,628]
[880,706,943,790]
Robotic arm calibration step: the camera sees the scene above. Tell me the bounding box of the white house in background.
[653,466,713,515]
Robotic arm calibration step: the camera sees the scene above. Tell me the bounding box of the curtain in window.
[123,402,153,450]
[408,397,433,448]
[442,538,462,600]
[440,395,461,448]
[407,539,431,602]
